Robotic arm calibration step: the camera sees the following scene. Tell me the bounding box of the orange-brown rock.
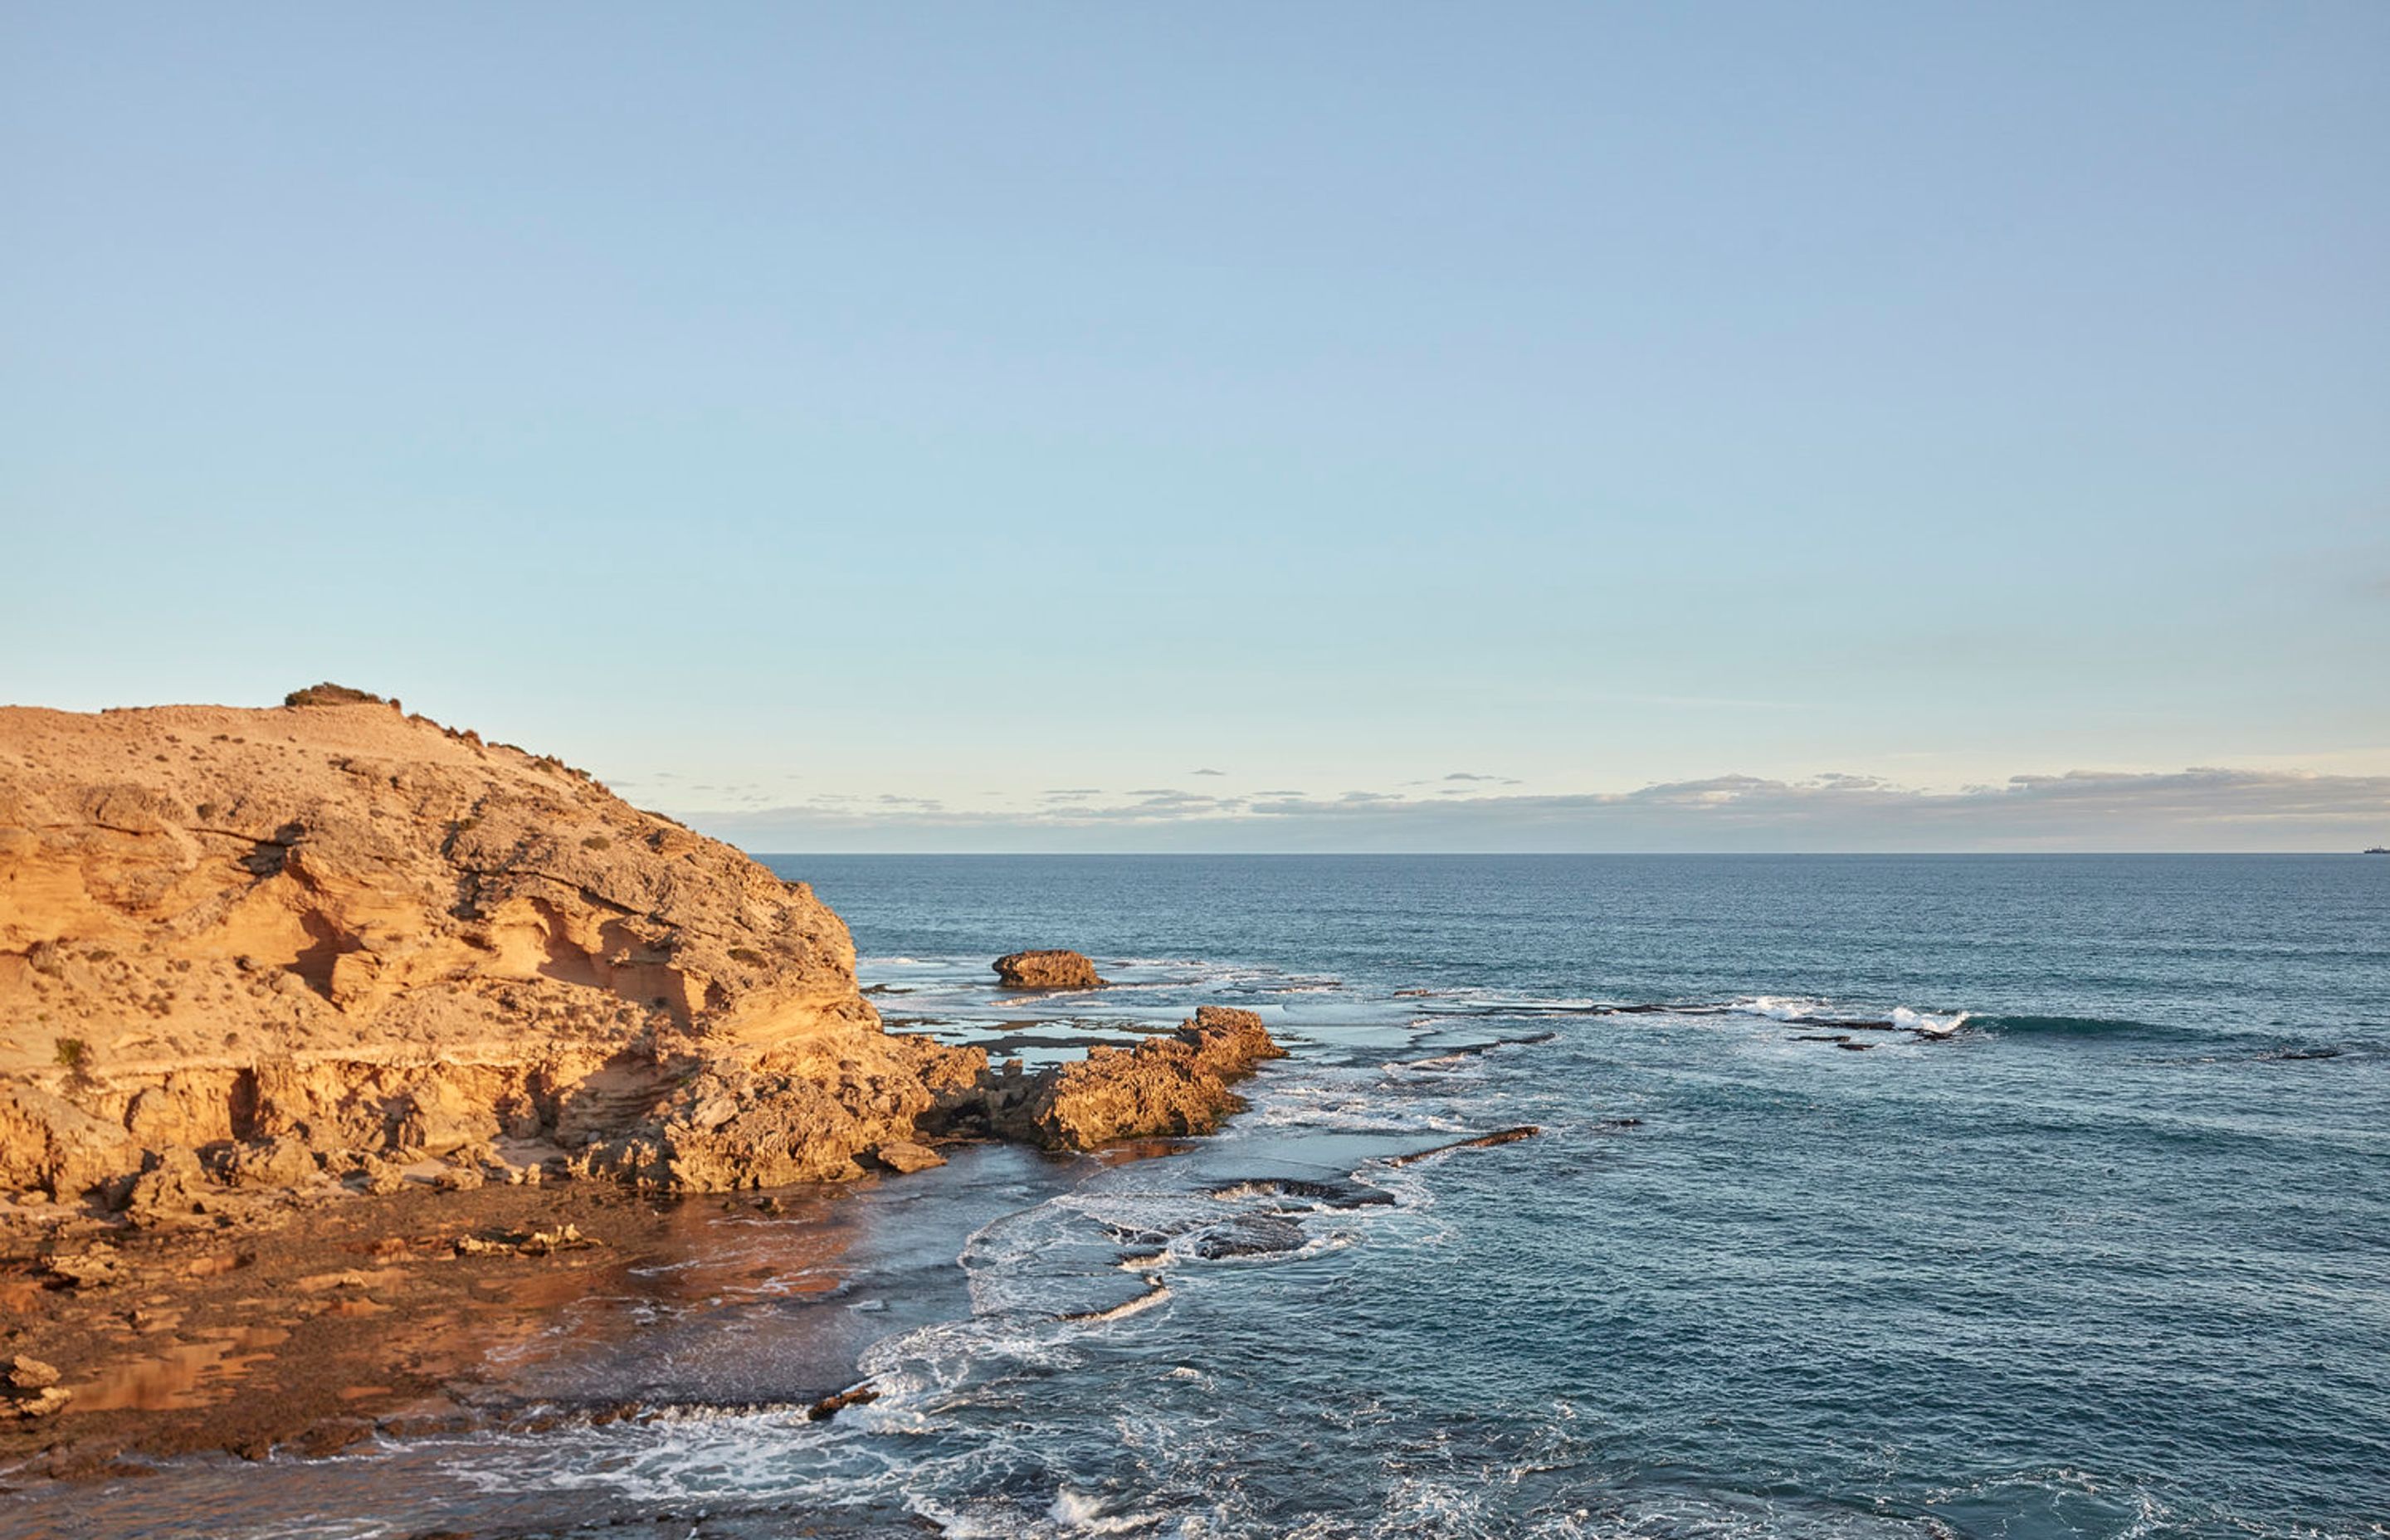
[866,1139,946,1174]
[0,1354,68,1421]
[992,950,1105,990]
[0,694,983,1203]
[973,1006,1285,1149]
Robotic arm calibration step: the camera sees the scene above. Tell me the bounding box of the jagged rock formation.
[0,1357,67,1422]
[0,694,986,1205]
[993,949,1105,989]
[944,1006,1286,1148]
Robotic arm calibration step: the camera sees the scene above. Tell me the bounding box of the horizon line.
[746,848,2387,859]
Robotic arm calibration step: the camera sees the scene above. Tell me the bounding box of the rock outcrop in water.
[947,1005,1286,1148]
[993,949,1105,989]
[0,694,988,1206]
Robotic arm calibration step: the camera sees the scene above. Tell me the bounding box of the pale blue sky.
[5,3,2386,849]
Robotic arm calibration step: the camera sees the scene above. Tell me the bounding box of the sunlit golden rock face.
[958,1006,1285,1150]
[0,694,981,1201]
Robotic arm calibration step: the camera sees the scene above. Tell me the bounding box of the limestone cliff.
[0,694,983,1202]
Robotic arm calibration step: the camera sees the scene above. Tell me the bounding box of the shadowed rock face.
[0,698,985,1203]
[948,1006,1287,1149]
[992,950,1105,989]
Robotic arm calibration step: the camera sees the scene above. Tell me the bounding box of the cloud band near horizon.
[658,767,2390,854]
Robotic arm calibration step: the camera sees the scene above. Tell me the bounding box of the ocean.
[27,855,2389,1538]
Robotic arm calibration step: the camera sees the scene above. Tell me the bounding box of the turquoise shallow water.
[20,855,2388,1538]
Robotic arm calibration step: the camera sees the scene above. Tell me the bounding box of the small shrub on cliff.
[54,1038,85,1071]
[523,751,595,782]
[284,683,392,709]
[728,946,764,967]
[582,835,612,850]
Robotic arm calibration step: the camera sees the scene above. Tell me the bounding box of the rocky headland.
[0,690,1285,1469]
[0,690,993,1213]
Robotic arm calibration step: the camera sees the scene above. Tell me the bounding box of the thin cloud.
[1190,768,1227,776]
[1131,790,1246,814]
[1408,772,1524,787]
[671,767,2390,854]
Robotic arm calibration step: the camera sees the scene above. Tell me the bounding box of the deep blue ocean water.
[24,855,2388,1538]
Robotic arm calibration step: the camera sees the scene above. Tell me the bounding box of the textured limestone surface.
[0,695,984,1205]
[951,1006,1286,1150]
[992,949,1105,989]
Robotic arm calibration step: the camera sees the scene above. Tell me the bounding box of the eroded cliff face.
[0,697,984,1202]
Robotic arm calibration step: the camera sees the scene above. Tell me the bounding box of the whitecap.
[1059,1282,1170,1323]
[1736,995,1832,1021]
[1892,1006,1971,1037]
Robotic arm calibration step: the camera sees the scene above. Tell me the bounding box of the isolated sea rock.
[1380,1126,1540,1167]
[806,1382,880,1422]
[0,692,983,1201]
[1192,1214,1308,1260]
[993,950,1105,990]
[868,1139,946,1174]
[963,1006,1286,1149]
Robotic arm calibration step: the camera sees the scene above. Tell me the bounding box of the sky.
[4,3,2386,851]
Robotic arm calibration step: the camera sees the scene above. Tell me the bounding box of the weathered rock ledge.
[934,1006,1285,1149]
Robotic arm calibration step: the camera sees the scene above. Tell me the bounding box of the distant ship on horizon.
[2366,846,2389,855]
